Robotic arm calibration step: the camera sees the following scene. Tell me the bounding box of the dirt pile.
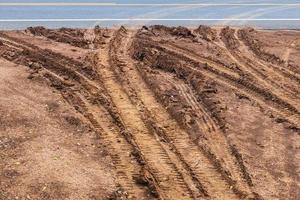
[26,26,47,36]
[149,25,195,38]
[171,26,195,38]
[194,25,217,41]
[93,25,111,48]
[26,26,90,48]
[220,26,240,49]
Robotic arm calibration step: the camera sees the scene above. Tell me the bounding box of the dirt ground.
[0,59,117,200]
[0,25,299,200]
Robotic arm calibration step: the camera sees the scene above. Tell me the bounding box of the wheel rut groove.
[0,34,151,199]
[96,28,194,200]
[218,28,300,108]
[133,38,300,128]
[105,27,255,199]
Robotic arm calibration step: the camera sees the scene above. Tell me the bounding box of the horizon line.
[1,18,300,22]
[0,3,300,6]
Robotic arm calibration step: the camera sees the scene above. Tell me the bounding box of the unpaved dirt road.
[0,25,299,200]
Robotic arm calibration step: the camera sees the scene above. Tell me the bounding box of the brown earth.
[0,25,299,200]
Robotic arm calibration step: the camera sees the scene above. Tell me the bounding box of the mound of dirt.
[149,25,195,38]
[27,26,90,48]
[26,26,47,36]
[220,26,240,49]
[171,26,195,38]
[149,25,173,35]
[194,25,217,41]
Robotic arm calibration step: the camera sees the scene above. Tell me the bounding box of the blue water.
[0,0,300,29]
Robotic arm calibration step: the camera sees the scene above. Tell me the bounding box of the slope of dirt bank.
[0,26,299,200]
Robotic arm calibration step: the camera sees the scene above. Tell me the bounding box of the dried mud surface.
[0,25,299,200]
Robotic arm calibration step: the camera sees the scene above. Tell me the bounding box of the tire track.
[108,30,208,200]
[97,28,195,200]
[163,75,214,133]
[70,92,148,199]
[218,28,300,109]
[0,36,152,199]
[1,26,298,200]
[159,40,239,78]
[134,39,300,128]
[164,42,299,126]
[107,28,255,199]
[236,29,300,94]
[235,29,300,98]
[235,29,300,74]
[162,74,257,195]
[132,37,299,199]
[159,35,300,115]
